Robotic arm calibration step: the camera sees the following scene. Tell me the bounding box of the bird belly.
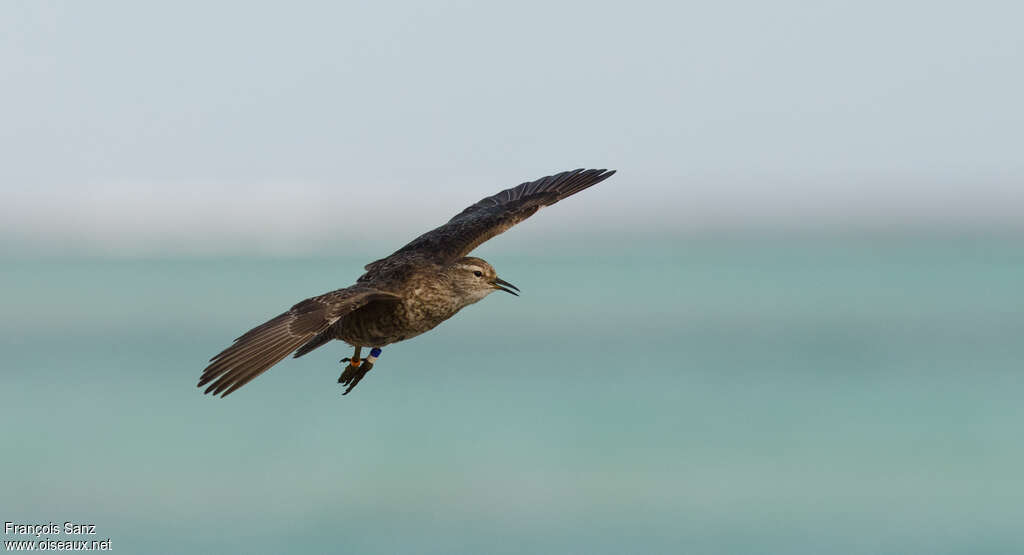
[337,298,460,347]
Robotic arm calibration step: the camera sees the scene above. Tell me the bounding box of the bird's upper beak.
[491,277,520,296]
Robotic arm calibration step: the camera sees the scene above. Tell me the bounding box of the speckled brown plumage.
[197,168,616,397]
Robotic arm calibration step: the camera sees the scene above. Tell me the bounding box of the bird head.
[448,257,519,304]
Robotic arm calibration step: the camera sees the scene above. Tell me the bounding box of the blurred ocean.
[3,236,1023,554]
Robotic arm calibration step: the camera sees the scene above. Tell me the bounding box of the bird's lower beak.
[492,277,520,296]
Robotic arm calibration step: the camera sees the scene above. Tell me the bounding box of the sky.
[2,1,1022,255]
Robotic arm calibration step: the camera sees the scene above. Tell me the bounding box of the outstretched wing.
[366,168,615,269]
[198,287,400,397]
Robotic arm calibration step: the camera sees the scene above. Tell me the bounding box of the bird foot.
[338,348,381,395]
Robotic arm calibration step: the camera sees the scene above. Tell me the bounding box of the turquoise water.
[3,237,1024,554]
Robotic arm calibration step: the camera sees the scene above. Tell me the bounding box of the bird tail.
[197,286,399,397]
[292,326,336,358]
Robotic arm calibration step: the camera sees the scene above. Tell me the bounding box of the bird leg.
[338,346,362,386]
[338,347,381,395]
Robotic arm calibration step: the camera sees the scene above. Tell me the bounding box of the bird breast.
[338,280,465,346]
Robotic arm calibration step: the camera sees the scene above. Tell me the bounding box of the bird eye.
[473,270,483,277]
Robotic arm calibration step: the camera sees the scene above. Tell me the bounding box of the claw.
[338,357,360,383]
[340,361,373,395]
[337,347,380,395]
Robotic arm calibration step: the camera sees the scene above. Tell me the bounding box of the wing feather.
[198,287,400,397]
[364,168,615,270]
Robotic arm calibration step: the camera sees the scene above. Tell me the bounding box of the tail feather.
[292,326,336,359]
[197,286,400,397]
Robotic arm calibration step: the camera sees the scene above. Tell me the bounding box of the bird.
[197,168,616,397]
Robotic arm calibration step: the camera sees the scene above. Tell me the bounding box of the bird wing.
[198,286,400,397]
[365,168,615,270]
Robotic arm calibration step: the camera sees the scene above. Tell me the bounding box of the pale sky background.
[2,1,1022,255]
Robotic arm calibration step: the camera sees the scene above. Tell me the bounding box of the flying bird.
[198,168,616,397]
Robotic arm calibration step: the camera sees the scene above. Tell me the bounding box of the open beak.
[491,277,520,296]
